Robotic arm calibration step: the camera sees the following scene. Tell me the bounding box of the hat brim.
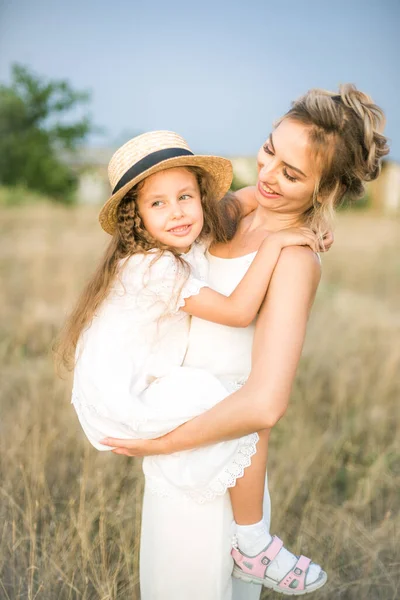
[99,155,233,235]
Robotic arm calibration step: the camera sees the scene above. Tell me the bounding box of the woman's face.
[256,119,317,216]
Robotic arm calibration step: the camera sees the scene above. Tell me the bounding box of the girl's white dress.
[140,250,270,600]
[71,243,258,502]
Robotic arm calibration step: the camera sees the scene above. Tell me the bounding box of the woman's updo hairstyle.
[278,84,390,236]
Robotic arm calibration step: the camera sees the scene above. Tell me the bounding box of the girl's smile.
[167,224,193,236]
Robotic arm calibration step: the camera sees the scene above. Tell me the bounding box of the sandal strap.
[231,535,284,579]
[264,536,284,562]
[279,555,311,591]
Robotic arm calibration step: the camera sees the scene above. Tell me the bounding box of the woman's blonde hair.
[277,83,390,237]
[55,166,230,373]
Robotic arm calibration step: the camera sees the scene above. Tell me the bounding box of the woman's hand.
[100,436,167,457]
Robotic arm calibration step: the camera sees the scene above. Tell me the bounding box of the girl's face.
[256,119,317,217]
[137,167,204,253]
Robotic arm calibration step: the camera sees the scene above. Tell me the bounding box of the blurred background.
[0,1,399,599]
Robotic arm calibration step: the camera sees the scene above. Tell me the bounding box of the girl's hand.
[267,227,318,253]
[100,437,167,457]
[318,229,334,252]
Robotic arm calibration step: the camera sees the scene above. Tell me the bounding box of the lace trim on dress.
[145,430,259,504]
[175,279,209,312]
[117,247,209,315]
[139,253,209,315]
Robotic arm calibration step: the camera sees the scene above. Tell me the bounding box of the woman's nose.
[259,159,278,181]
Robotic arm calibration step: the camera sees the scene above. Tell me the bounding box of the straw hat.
[99,130,233,235]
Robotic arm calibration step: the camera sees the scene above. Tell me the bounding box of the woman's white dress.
[140,250,270,600]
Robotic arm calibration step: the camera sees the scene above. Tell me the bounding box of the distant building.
[368,161,400,214]
[67,147,111,205]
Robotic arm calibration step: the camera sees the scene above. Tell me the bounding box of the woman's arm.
[101,246,321,455]
[183,228,317,328]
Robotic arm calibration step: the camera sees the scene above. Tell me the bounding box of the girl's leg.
[229,429,272,558]
[229,429,270,524]
[232,472,271,600]
[230,430,270,600]
[228,431,327,595]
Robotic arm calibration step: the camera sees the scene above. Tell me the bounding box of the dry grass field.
[0,203,399,600]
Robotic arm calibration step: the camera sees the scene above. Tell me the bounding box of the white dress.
[71,242,258,501]
[140,250,270,600]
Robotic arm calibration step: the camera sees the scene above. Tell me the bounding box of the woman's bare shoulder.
[255,246,321,329]
[234,186,257,215]
[273,246,321,290]
[235,185,257,199]
[280,245,321,266]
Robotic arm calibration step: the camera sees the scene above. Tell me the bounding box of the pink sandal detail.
[232,535,327,596]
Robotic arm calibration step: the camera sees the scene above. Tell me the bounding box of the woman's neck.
[210,203,307,258]
[245,205,305,233]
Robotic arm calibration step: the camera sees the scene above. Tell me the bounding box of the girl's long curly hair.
[54,166,239,373]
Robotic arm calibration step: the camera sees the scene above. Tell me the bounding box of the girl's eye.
[151,200,164,207]
[283,168,297,183]
[263,143,274,155]
[179,194,191,201]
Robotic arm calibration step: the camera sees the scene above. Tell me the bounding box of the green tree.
[0,64,93,201]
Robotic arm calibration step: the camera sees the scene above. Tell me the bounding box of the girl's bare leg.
[228,429,270,524]
[228,430,324,591]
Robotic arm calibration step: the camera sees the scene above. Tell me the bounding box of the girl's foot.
[232,535,327,596]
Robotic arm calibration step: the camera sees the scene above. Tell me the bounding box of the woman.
[103,84,389,599]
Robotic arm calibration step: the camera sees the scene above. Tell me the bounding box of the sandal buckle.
[294,567,303,576]
[261,557,271,566]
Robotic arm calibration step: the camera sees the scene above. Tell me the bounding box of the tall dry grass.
[0,204,399,600]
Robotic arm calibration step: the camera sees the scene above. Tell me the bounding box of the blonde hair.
[277,84,389,238]
[55,166,229,372]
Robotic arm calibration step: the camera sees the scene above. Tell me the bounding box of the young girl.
[57,130,326,596]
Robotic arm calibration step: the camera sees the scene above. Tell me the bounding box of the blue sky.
[0,0,399,160]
